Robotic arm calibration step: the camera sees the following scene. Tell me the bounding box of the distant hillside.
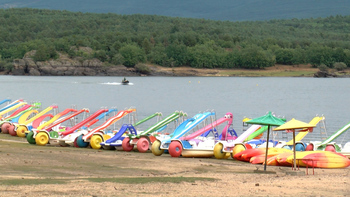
[1,8,350,75]
[1,0,350,21]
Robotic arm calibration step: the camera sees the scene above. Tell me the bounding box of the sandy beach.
[0,134,349,197]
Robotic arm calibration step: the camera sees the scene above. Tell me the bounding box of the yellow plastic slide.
[0,102,27,117]
[286,116,324,145]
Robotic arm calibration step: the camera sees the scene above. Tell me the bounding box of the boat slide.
[179,113,235,141]
[0,103,41,133]
[0,99,23,113]
[214,124,262,159]
[28,108,90,145]
[31,108,78,132]
[57,109,114,146]
[0,99,11,106]
[122,111,186,152]
[17,109,39,124]
[82,109,135,141]
[244,126,268,142]
[59,109,110,136]
[320,121,350,145]
[30,114,55,130]
[41,109,89,132]
[0,104,32,125]
[35,109,109,146]
[168,112,235,158]
[82,108,118,129]
[2,104,32,120]
[134,111,185,139]
[0,101,27,118]
[307,121,350,152]
[101,112,162,149]
[58,109,119,147]
[12,105,58,137]
[272,116,325,151]
[152,111,215,156]
[83,108,136,149]
[285,116,325,145]
[7,102,41,122]
[100,124,137,149]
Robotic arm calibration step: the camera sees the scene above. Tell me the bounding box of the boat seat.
[189,139,202,147]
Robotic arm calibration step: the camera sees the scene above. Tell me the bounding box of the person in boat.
[122,77,129,83]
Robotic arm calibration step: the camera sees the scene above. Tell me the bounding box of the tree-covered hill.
[0,8,349,73]
[1,0,350,21]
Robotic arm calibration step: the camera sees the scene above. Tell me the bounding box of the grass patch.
[0,133,28,142]
[193,166,255,174]
[0,178,68,185]
[87,177,216,184]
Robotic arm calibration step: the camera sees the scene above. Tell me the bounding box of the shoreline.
[3,62,350,77]
[149,64,349,77]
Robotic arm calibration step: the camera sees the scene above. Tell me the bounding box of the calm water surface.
[0,76,349,144]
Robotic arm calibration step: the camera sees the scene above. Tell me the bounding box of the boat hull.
[181,149,214,158]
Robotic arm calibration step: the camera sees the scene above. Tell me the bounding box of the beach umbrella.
[245,111,286,171]
[273,118,316,170]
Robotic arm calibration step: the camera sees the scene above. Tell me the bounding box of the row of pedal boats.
[0,99,349,169]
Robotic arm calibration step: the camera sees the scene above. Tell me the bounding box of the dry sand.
[0,135,349,197]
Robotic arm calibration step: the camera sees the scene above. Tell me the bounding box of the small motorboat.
[121,78,129,85]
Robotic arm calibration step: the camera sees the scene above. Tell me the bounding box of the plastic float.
[58,108,118,147]
[233,147,350,169]
[35,109,109,146]
[284,151,350,168]
[233,147,292,163]
[27,108,90,144]
[81,108,136,149]
[122,111,186,153]
[233,148,267,162]
[101,112,162,150]
[266,152,293,166]
[151,111,215,156]
[167,112,236,158]
[265,150,350,168]
[249,148,292,164]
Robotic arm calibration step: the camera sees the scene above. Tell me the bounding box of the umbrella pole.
[264,125,270,171]
[293,130,296,170]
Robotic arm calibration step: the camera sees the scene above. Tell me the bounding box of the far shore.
[150,64,350,77]
[2,63,349,77]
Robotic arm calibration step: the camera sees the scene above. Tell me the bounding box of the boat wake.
[100,82,133,86]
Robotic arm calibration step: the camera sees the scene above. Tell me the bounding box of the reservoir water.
[0,76,349,145]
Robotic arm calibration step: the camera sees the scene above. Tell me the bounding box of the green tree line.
[0,8,349,71]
